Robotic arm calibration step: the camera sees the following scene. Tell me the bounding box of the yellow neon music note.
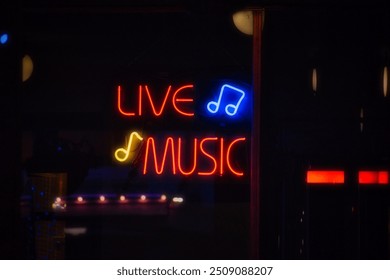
[115,131,144,162]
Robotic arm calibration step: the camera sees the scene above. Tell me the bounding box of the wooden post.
[250,9,263,259]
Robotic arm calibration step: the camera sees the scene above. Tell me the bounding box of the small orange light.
[119,195,126,201]
[99,195,106,202]
[77,196,83,202]
[160,194,167,201]
[55,197,61,203]
[306,170,344,184]
[140,195,146,201]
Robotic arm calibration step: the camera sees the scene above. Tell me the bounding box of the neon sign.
[207,84,246,116]
[114,131,144,162]
[115,132,246,176]
[117,84,194,117]
[114,82,248,177]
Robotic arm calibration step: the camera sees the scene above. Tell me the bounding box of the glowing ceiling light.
[55,197,61,203]
[160,194,167,201]
[77,196,83,202]
[140,195,146,201]
[383,66,388,97]
[99,195,106,202]
[232,10,253,35]
[119,195,126,202]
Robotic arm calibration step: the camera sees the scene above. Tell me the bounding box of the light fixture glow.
[172,197,184,203]
[22,55,34,82]
[77,196,83,202]
[99,195,106,202]
[160,195,167,201]
[312,68,317,92]
[52,198,66,210]
[140,195,146,201]
[119,195,126,201]
[232,10,253,35]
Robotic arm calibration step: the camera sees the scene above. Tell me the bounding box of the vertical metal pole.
[251,9,263,259]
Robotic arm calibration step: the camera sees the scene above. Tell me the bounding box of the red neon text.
[142,136,246,176]
[117,85,194,117]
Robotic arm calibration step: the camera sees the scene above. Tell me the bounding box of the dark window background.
[15,2,252,259]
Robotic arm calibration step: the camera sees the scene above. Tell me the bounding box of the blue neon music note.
[206,84,246,116]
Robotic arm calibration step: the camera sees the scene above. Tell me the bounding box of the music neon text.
[143,136,245,176]
[114,132,246,176]
[117,84,194,117]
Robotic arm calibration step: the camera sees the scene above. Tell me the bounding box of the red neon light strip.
[306,171,344,184]
[198,137,218,175]
[143,137,176,174]
[226,138,246,176]
[359,171,389,184]
[172,85,194,117]
[220,138,224,175]
[117,86,135,116]
[138,85,142,116]
[144,85,172,116]
[177,138,197,175]
[140,136,246,176]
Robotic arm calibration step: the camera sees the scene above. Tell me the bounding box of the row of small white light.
[54,194,183,205]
